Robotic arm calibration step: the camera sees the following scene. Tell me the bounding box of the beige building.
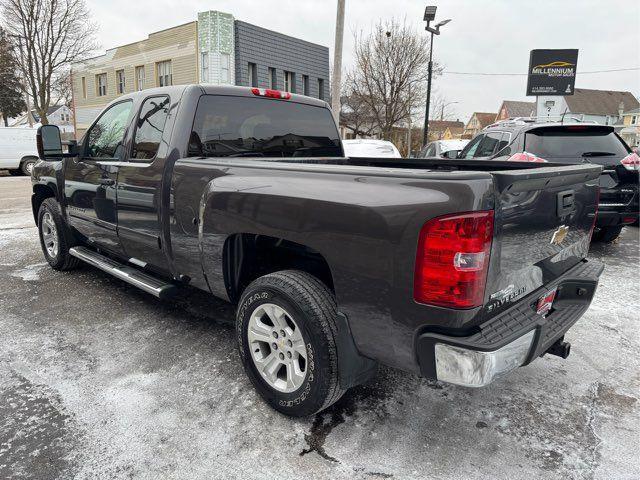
[462,112,497,139]
[72,22,199,136]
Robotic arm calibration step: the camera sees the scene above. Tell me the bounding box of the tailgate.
[484,164,601,313]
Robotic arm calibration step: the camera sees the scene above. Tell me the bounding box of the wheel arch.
[222,233,335,305]
[32,183,57,223]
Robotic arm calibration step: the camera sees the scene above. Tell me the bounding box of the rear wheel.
[592,225,623,242]
[37,198,80,271]
[236,270,345,417]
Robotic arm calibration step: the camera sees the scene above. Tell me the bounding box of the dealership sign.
[526,49,578,96]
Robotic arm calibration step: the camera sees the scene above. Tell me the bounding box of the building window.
[200,52,209,82]
[157,60,172,87]
[116,69,125,94]
[81,77,87,99]
[284,71,294,93]
[632,115,637,125]
[135,66,145,91]
[96,73,107,96]
[268,68,277,89]
[302,75,309,96]
[220,53,230,84]
[248,62,258,87]
[317,78,324,100]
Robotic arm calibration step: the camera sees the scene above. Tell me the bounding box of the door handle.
[98,178,115,186]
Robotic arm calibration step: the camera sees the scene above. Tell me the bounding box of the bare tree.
[52,68,73,107]
[340,88,378,138]
[1,0,98,124]
[346,19,440,140]
[430,92,458,121]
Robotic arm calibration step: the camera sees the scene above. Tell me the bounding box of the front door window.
[86,101,133,160]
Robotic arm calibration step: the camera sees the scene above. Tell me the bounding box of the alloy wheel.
[41,211,59,258]
[247,303,308,393]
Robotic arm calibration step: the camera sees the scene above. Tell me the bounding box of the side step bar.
[69,246,177,299]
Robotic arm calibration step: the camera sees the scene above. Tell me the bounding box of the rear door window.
[132,96,170,161]
[524,126,629,164]
[189,95,342,158]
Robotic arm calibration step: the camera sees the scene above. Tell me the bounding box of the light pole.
[422,6,451,147]
[331,0,346,124]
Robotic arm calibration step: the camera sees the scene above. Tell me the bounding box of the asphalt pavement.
[0,175,638,480]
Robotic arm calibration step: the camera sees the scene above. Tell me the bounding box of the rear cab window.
[524,126,629,164]
[189,95,343,158]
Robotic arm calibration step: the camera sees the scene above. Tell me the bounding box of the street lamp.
[422,6,451,147]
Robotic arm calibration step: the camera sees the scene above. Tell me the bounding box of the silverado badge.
[550,225,569,246]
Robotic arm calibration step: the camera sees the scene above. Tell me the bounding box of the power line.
[442,67,640,76]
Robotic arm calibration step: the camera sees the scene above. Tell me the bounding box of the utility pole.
[331,0,345,125]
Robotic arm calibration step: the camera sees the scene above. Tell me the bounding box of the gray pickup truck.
[32,85,603,416]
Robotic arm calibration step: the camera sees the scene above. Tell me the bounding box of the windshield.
[189,95,343,158]
[524,126,629,164]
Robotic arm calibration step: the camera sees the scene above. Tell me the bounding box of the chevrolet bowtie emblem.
[550,225,569,245]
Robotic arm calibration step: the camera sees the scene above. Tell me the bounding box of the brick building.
[71,10,329,137]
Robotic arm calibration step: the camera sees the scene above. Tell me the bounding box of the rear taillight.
[251,88,291,100]
[620,152,640,171]
[414,210,494,309]
[507,152,548,163]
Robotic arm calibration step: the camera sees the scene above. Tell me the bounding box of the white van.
[0,127,39,175]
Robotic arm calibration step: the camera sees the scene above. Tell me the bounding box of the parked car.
[418,139,469,159]
[342,139,401,158]
[0,127,39,175]
[458,119,639,242]
[32,85,603,417]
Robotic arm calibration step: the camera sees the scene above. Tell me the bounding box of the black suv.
[458,119,639,241]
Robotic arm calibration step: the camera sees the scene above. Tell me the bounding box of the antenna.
[560,108,569,124]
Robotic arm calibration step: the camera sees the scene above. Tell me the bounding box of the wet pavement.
[1,175,638,479]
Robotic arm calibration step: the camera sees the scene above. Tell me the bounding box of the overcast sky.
[85,0,639,122]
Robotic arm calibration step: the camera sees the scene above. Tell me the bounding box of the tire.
[20,157,37,176]
[592,225,623,243]
[236,270,346,417]
[37,198,81,271]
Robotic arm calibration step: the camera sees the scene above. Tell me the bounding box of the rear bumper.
[597,180,639,226]
[596,209,639,226]
[415,259,604,387]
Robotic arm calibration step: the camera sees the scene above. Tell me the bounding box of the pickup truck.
[32,85,603,417]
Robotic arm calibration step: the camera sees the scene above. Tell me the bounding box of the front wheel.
[37,198,80,271]
[592,225,623,243]
[236,270,345,417]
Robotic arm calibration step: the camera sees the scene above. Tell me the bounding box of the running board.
[69,246,177,299]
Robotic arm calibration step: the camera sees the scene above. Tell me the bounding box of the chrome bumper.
[434,330,535,387]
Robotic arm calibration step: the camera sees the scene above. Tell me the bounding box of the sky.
[85,0,640,122]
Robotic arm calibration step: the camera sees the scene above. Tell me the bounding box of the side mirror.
[36,125,63,160]
[441,149,461,159]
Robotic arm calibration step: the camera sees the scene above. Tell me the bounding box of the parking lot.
[0,175,638,480]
